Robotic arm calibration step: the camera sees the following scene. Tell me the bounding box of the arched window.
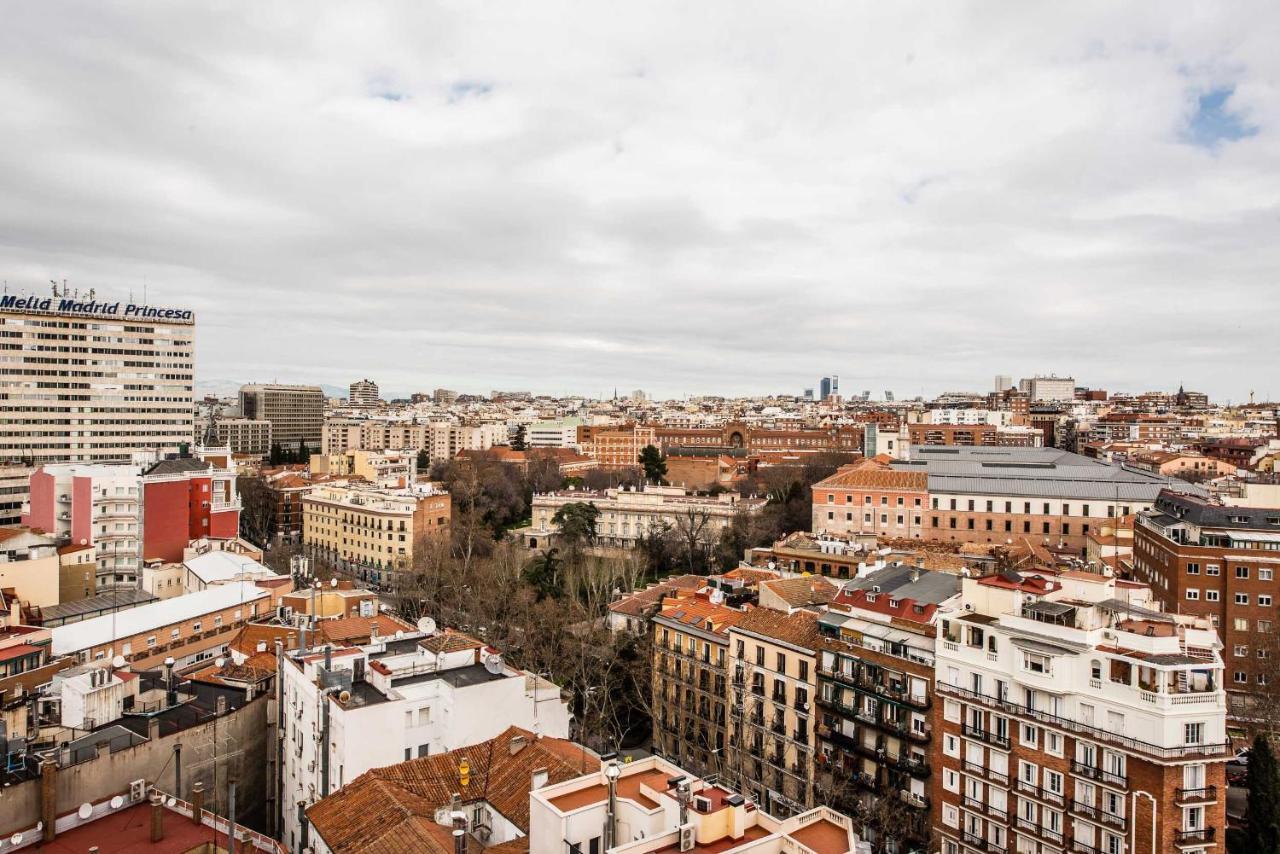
[1090,659,1102,680]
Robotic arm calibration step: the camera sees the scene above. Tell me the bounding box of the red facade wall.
[22,470,56,532]
[188,475,210,541]
[209,509,239,539]
[71,476,93,545]
[143,479,191,563]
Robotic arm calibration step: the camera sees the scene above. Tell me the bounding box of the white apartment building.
[526,485,766,550]
[934,569,1228,854]
[0,292,194,525]
[321,417,505,463]
[280,629,571,849]
[528,417,583,449]
[923,409,1017,427]
[529,755,864,853]
[347,379,379,408]
[1018,376,1076,403]
[23,462,143,590]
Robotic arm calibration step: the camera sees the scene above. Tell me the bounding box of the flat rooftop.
[654,825,771,853]
[548,767,670,812]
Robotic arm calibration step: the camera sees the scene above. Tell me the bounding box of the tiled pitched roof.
[228,622,300,657]
[419,629,485,654]
[654,595,745,637]
[319,613,415,644]
[306,726,597,854]
[759,576,839,608]
[731,607,823,650]
[608,575,704,617]
[814,461,928,491]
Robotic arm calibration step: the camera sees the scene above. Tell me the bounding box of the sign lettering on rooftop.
[0,293,195,324]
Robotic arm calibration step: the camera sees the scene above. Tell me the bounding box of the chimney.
[508,735,527,755]
[531,767,549,790]
[191,781,205,825]
[150,792,165,843]
[148,717,160,741]
[40,758,56,842]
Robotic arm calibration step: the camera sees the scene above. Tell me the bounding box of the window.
[191,621,201,632]
[1186,589,1200,601]
[776,652,786,674]
[1235,671,1248,683]
[1186,562,1200,575]
[1236,593,1249,605]
[942,803,959,828]
[170,628,180,639]
[943,768,960,792]
[1206,590,1220,602]
[1237,566,1250,579]
[1045,731,1063,757]
[1184,722,1205,745]
[944,734,960,757]
[1206,564,1220,576]
[1236,618,1251,631]
[1262,569,1274,582]
[1235,645,1248,657]
[147,635,156,647]
[1262,595,1273,607]
[1022,652,1051,674]
[1262,620,1274,633]
[1020,723,1038,747]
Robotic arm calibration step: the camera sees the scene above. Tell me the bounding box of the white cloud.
[0,3,1276,400]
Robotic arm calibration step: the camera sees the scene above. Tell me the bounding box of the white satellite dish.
[483,653,503,674]
[708,589,724,606]
[11,833,23,844]
[331,577,338,587]
[111,655,126,669]
[416,616,437,635]
[78,803,93,819]
[110,795,124,809]
[395,630,404,639]
[166,797,177,807]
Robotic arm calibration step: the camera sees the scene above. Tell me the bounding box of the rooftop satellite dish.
[11,833,22,845]
[417,616,437,635]
[111,655,126,669]
[338,690,351,703]
[78,803,93,820]
[395,630,404,639]
[166,797,176,807]
[483,653,503,674]
[708,589,724,606]
[331,577,338,587]
[110,795,124,809]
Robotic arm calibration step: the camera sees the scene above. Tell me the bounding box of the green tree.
[523,547,563,600]
[1247,734,1280,853]
[416,448,430,473]
[552,502,600,564]
[638,445,667,485]
[511,424,528,451]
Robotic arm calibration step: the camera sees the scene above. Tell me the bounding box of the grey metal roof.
[842,563,961,605]
[38,588,159,623]
[891,446,1208,501]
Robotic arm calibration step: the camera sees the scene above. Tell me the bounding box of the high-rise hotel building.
[0,290,195,522]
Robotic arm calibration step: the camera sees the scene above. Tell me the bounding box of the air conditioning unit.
[679,824,695,852]
[693,795,712,812]
[964,603,975,611]
[129,779,147,803]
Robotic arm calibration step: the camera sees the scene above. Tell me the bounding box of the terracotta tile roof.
[319,613,415,644]
[731,607,823,650]
[813,461,927,492]
[418,629,485,654]
[306,726,597,853]
[759,576,840,608]
[831,589,940,625]
[608,575,705,618]
[719,567,779,584]
[57,542,94,555]
[654,594,745,638]
[228,623,300,657]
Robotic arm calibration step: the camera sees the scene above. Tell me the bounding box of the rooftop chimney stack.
[150,791,165,843]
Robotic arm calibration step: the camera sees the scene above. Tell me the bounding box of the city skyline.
[2,6,1278,401]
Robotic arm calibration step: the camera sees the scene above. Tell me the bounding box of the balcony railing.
[1014,817,1062,845]
[938,681,1230,761]
[1175,785,1217,803]
[1071,760,1128,788]
[1175,828,1215,845]
[963,722,1011,750]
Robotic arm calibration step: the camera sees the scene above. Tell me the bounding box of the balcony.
[938,681,1231,761]
[893,753,931,778]
[1070,799,1098,821]
[1174,828,1215,846]
[1014,817,1062,846]
[963,722,1011,750]
[898,790,929,810]
[1014,778,1064,807]
[1175,785,1217,803]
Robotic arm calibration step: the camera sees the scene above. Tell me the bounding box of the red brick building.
[811,460,930,538]
[141,457,241,564]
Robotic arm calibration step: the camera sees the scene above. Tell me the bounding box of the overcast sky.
[1,5,1276,402]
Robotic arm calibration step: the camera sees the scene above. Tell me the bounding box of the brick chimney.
[40,758,56,842]
[150,792,165,843]
[190,780,205,825]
